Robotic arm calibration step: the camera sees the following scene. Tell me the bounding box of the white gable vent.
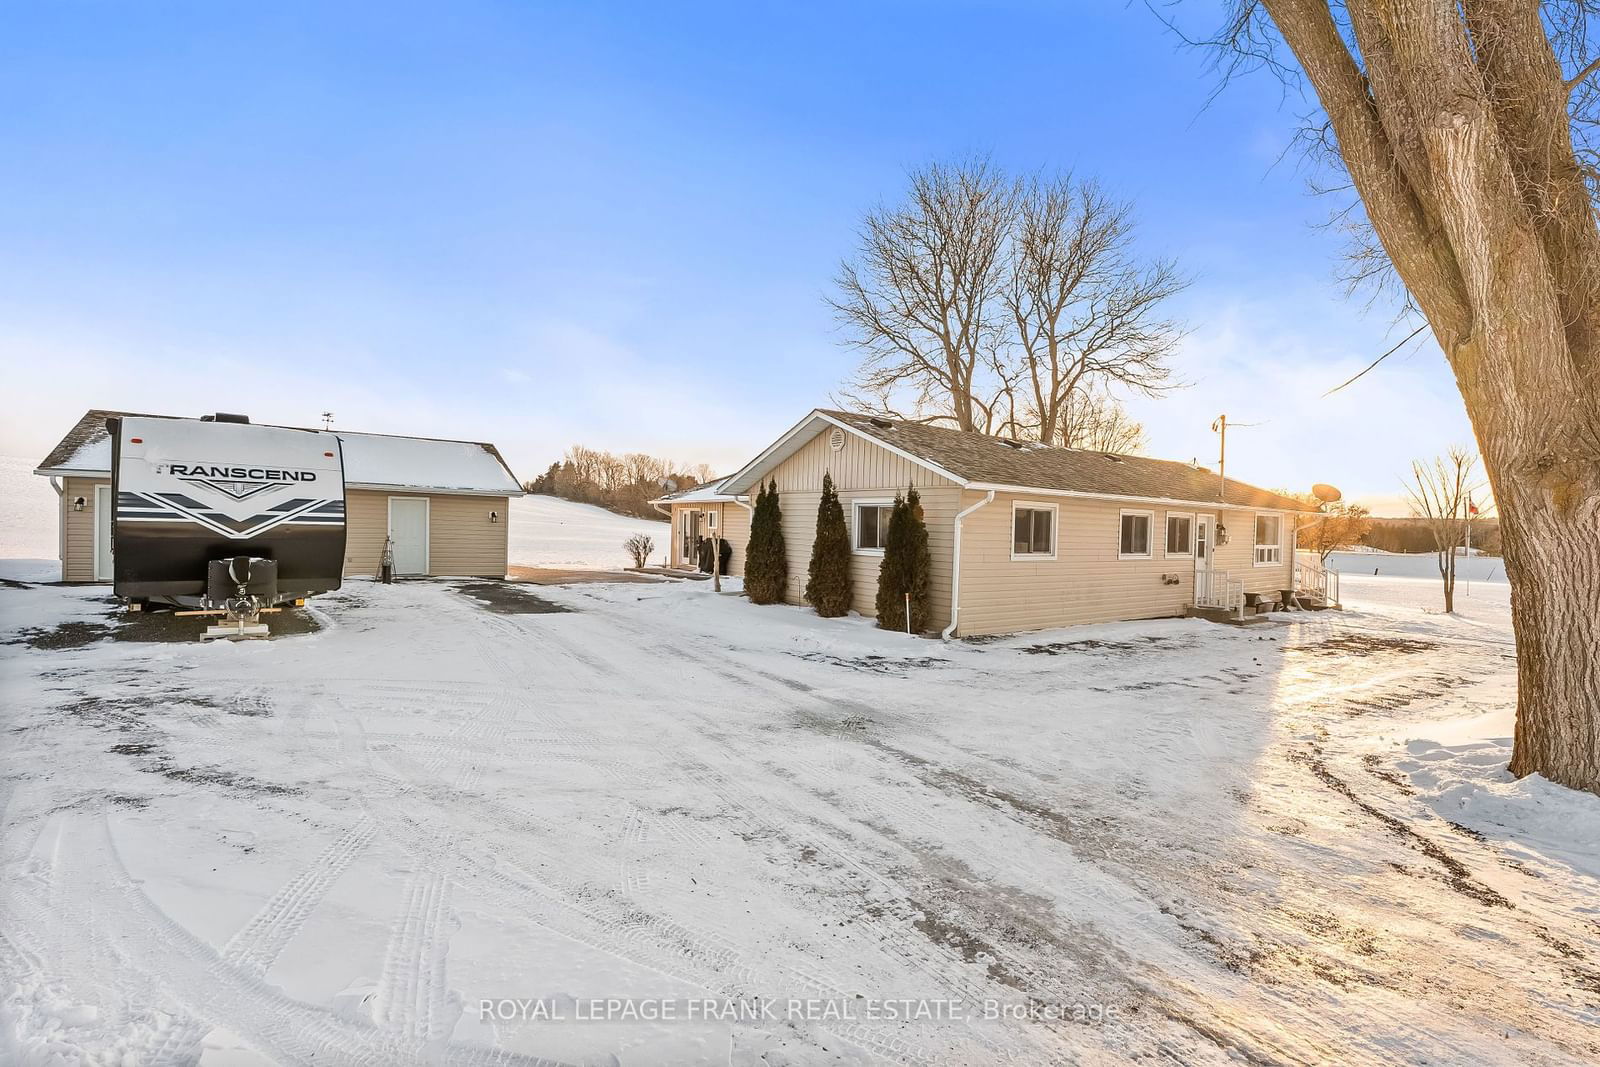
[828,428,845,452]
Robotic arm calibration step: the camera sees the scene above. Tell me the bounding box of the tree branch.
[1567,52,1600,93]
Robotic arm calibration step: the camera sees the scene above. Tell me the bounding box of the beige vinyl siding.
[953,492,1299,637]
[342,489,509,578]
[769,425,959,493]
[718,502,750,576]
[1213,508,1296,596]
[61,476,107,582]
[668,501,750,575]
[767,430,959,631]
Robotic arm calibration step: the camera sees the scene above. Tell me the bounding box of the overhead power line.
[1321,324,1429,398]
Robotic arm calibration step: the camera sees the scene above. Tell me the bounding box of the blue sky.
[0,1,1475,511]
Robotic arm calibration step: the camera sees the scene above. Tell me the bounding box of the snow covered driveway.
[2,573,1597,1065]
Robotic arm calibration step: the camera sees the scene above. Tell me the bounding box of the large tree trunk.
[1497,451,1600,791]
[1448,321,1600,790]
[1260,0,1600,792]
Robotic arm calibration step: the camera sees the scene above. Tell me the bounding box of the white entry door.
[388,497,430,576]
[94,484,114,581]
[1194,514,1213,598]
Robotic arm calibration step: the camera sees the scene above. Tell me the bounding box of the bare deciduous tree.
[832,159,1019,432]
[1294,498,1374,562]
[1185,1,1600,793]
[833,161,1186,447]
[1005,176,1186,445]
[1055,388,1149,454]
[1404,448,1481,614]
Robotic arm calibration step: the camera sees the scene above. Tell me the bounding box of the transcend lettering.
[164,464,317,482]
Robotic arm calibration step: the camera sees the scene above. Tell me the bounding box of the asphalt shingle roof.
[821,410,1315,512]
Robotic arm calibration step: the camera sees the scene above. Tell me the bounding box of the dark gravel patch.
[5,604,321,648]
[1299,634,1438,657]
[453,581,574,615]
[6,620,115,650]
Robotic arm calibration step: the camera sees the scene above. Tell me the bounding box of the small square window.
[1013,506,1054,557]
[1119,511,1152,558]
[854,503,894,552]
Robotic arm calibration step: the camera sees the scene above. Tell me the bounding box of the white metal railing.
[1293,559,1340,605]
[1195,569,1245,617]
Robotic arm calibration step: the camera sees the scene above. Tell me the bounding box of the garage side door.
[387,497,430,575]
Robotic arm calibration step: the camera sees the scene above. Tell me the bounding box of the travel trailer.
[108,413,347,636]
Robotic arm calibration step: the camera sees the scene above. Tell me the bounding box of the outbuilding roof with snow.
[35,409,524,496]
[650,477,742,505]
[722,409,1316,512]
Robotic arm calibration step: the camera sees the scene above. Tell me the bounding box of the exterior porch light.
[1215,521,1228,545]
[73,496,86,512]
[490,510,499,523]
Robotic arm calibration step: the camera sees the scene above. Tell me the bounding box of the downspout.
[941,490,995,641]
[49,476,64,575]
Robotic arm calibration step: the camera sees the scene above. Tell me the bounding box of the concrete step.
[1184,605,1274,626]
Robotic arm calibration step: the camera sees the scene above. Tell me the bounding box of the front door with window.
[388,497,430,576]
[1194,514,1214,598]
[679,510,702,566]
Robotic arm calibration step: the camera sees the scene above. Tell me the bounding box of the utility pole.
[321,411,335,430]
[1211,414,1228,501]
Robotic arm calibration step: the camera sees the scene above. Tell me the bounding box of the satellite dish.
[1311,483,1342,503]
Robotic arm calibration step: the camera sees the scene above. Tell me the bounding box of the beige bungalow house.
[714,409,1322,638]
[34,409,523,583]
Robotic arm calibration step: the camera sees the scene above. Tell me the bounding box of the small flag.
[1468,494,1478,516]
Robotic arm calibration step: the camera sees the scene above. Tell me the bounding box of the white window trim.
[1009,500,1059,561]
[1163,511,1195,559]
[851,498,894,556]
[705,509,717,531]
[1118,508,1155,560]
[1253,512,1284,567]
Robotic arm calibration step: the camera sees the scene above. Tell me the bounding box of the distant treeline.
[524,445,715,520]
[1361,516,1501,555]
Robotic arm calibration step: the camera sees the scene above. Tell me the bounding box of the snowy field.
[508,495,669,571]
[0,457,59,580]
[1326,548,1508,584]
[2,566,1598,1064]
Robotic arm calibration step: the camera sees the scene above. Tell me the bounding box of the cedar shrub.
[744,479,788,604]
[875,485,932,632]
[804,472,853,616]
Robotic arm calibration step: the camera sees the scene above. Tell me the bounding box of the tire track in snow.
[352,728,973,1066]
[558,593,1329,1064]
[376,872,458,1048]
[14,812,573,1067]
[222,817,378,974]
[473,597,1089,1061]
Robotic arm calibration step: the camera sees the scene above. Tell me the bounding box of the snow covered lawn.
[508,496,668,572]
[2,569,1597,1065]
